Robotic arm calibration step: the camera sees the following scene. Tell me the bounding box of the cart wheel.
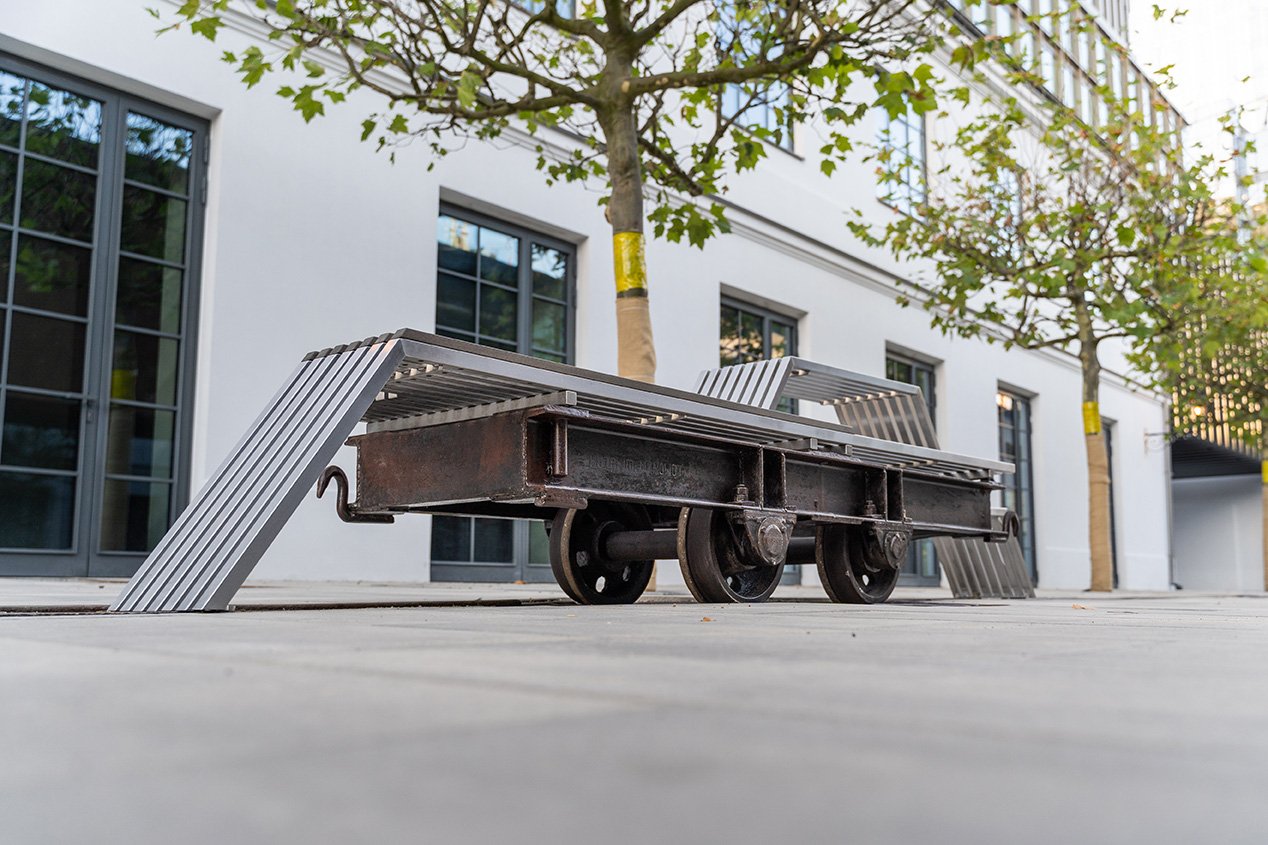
[678,507,785,603]
[549,502,655,605]
[815,524,904,604]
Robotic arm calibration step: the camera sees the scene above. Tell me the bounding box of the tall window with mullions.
[885,353,939,586]
[997,389,1037,581]
[431,207,573,582]
[0,58,204,577]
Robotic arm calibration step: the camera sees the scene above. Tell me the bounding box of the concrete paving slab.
[2,588,1267,844]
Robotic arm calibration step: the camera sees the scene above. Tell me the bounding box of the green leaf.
[292,85,325,122]
[189,16,224,40]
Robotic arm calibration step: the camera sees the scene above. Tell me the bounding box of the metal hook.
[317,466,394,524]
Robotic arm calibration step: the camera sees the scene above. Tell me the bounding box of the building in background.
[1134,1,1268,591]
[0,0,1180,591]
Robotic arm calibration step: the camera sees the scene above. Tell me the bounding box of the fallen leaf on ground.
[1072,604,1094,610]
[701,617,713,622]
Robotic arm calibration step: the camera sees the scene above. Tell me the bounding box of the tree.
[852,49,1252,591]
[158,0,966,381]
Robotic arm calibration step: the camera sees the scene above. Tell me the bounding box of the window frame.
[885,350,939,585]
[876,107,927,217]
[719,294,799,369]
[431,204,576,581]
[0,51,207,575]
[996,387,1038,583]
[435,202,576,363]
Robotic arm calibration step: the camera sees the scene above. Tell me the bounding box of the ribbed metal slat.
[110,340,406,612]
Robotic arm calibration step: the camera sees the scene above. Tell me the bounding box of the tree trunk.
[601,107,657,383]
[1077,328,1113,592]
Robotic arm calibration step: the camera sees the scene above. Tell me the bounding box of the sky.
[1131,0,1268,186]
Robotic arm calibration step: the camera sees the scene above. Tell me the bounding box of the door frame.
[0,52,207,577]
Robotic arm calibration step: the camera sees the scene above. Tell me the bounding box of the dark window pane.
[105,405,175,479]
[484,338,516,352]
[8,313,85,392]
[473,517,514,562]
[116,257,182,333]
[99,479,170,552]
[535,351,564,363]
[478,284,518,343]
[24,82,102,169]
[111,330,179,406]
[739,311,762,363]
[720,305,739,365]
[2,392,80,471]
[531,245,567,299]
[0,150,15,225]
[532,299,566,354]
[478,227,518,286]
[0,229,10,296]
[13,234,91,317]
[770,321,792,358]
[431,515,471,562]
[0,71,23,148]
[0,470,75,550]
[437,215,477,275]
[436,272,476,333]
[125,113,193,194]
[120,185,186,263]
[20,158,97,242]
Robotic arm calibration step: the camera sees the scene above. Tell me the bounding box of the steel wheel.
[548,502,655,605]
[815,524,903,604]
[678,507,784,603]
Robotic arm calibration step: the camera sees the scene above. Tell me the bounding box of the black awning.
[1172,435,1262,479]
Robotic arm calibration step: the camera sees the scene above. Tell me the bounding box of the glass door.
[0,70,105,574]
[0,57,204,577]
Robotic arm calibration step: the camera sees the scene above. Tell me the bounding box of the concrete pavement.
[2,583,1267,844]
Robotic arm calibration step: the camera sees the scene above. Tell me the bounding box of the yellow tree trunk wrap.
[1262,462,1267,592]
[1084,402,1112,592]
[613,231,657,383]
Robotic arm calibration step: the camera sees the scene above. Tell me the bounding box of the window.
[431,207,574,582]
[0,57,205,577]
[997,389,1037,581]
[717,2,794,152]
[722,82,794,152]
[522,0,575,16]
[876,108,926,216]
[1039,43,1057,93]
[886,353,938,586]
[1041,0,1056,31]
[720,296,797,412]
[720,296,800,584]
[435,210,571,362]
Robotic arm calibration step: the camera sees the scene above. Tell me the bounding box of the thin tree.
[157,0,972,381]
[852,61,1250,591]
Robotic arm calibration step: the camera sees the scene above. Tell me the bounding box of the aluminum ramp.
[696,357,1035,599]
[111,336,406,612]
[112,332,1012,612]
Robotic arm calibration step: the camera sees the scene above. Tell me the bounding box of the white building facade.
[0,0,1177,591]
